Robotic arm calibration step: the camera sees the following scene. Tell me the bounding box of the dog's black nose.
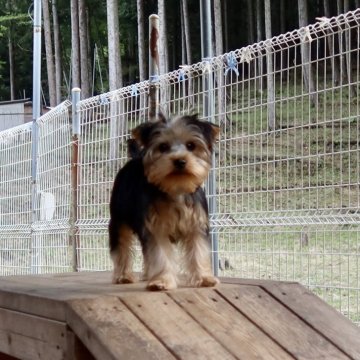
[173,159,187,169]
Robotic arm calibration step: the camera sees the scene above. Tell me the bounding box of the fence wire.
[0,9,359,325]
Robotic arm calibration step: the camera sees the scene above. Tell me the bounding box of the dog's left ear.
[188,114,220,147]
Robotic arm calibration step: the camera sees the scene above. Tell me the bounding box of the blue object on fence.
[224,52,239,77]
[178,69,186,82]
[97,94,109,105]
[131,84,139,97]
[150,75,160,83]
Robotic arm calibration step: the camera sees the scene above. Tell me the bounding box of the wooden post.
[148,14,160,121]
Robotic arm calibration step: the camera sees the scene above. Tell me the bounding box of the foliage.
[0,0,359,102]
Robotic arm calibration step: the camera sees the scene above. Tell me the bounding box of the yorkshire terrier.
[109,114,220,290]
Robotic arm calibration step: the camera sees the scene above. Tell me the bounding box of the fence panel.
[157,10,360,325]
[0,123,32,275]
[75,83,149,271]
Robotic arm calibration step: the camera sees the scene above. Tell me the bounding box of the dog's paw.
[147,276,177,291]
[112,273,136,284]
[191,275,220,288]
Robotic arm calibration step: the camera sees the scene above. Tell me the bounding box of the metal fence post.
[148,14,160,121]
[31,0,42,274]
[200,0,218,276]
[70,88,81,271]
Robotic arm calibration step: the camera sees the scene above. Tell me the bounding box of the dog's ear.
[187,114,220,147]
[132,121,163,147]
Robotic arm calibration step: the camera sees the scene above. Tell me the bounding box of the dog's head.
[131,114,219,195]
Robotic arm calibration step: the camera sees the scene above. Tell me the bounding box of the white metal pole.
[31,0,42,274]
[200,0,218,276]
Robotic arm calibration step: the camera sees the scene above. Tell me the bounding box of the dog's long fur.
[109,114,220,290]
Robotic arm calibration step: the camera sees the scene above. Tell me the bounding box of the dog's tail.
[127,138,143,159]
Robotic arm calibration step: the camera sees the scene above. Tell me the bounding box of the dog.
[109,114,220,290]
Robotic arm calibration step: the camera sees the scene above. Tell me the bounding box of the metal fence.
[0,9,360,325]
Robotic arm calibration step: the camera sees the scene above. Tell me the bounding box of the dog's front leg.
[184,233,220,287]
[144,237,178,291]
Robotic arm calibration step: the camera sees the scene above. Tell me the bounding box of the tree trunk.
[247,0,255,45]
[213,0,225,124]
[344,0,356,97]
[6,0,15,100]
[8,35,15,100]
[107,0,122,90]
[324,0,340,86]
[214,0,223,55]
[180,6,186,65]
[280,0,285,34]
[71,0,80,89]
[264,0,276,130]
[158,0,168,74]
[137,0,146,82]
[181,0,192,64]
[223,0,229,52]
[78,0,91,98]
[298,0,316,107]
[336,0,348,85]
[42,0,56,107]
[256,0,264,94]
[52,0,62,104]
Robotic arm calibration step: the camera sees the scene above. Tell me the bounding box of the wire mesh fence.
[0,9,359,325]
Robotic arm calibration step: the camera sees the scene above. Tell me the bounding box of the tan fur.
[111,115,220,290]
[143,195,215,290]
[143,118,212,196]
[111,224,137,284]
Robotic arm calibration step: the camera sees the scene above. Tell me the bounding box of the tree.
[158,0,168,75]
[136,0,146,82]
[247,0,255,45]
[181,0,192,64]
[264,0,276,130]
[107,0,122,90]
[298,0,316,107]
[256,0,263,93]
[78,0,91,98]
[70,0,80,89]
[324,0,340,86]
[42,0,56,106]
[344,0,356,97]
[214,0,223,56]
[51,0,61,103]
[6,0,14,100]
[214,0,226,124]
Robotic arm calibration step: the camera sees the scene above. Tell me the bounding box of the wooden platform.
[0,272,359,360]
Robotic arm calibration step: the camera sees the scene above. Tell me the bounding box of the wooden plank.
[260,282,360,359]
[0,308,67,347]
[218,285,350,360]
[121,291,235,360]
[0,328,65,360]
[221,277,298,287]
[66,296,175,360]
[0,289,66,321]
[168,288,293,360]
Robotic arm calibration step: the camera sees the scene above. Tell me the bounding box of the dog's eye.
[186,142,196,151]
[158,142,170,153]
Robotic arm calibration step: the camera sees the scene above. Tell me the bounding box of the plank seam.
[214,288,297,360]
[166,291,239,360]
[118,297,180,360]
[258,285,354,360]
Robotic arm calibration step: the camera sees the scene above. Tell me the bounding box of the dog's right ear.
[132,121,163,147]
